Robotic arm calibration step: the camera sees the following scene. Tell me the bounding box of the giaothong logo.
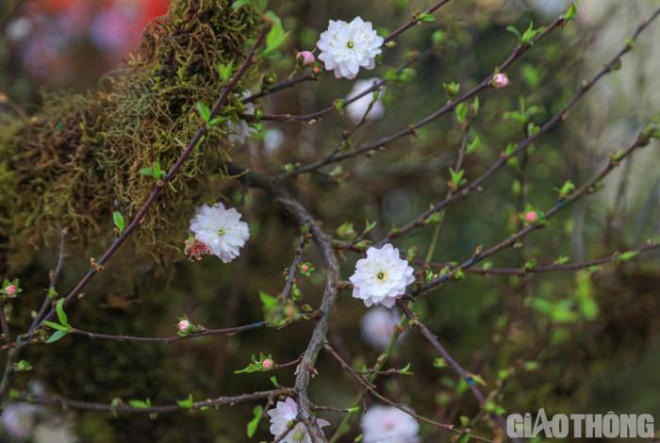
[506,409,655,439]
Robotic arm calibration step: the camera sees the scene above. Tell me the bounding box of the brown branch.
[384,0,452,43]
[418,242,660,276]
[12,388,294,414]
[67,320,269,344]
[397,303,513,440]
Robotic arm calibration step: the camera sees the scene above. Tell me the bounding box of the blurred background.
[0,0,659,441]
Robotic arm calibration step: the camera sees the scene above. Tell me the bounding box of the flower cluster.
[189,202,250,263]
[361,405,420,443]
[267,397,330,443]
[349,244,415,308]
[317,17,383,79]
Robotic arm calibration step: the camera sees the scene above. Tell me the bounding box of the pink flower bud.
[301,264,309,272]
[297,51,315,66]
[262,359,273,369]
[524,211,538,223]
[492,73,509,89]
[177,319,190,332]
[5,285,16,296]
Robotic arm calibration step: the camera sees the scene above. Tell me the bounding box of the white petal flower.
[317,17,384,79]
[349,244,415,308]
[360,307,401,350]
[227,92,258,144]
[346,78,385,123]
[361,405,419,443]
[189,202,249,263]
[267,397,330,443]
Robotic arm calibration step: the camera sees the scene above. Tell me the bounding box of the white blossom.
[346,78,385,123]
[361,405,419,443]
[227,92,258,144]
[1,403,39,440]
[360,307,401,350]
[349,244,414,308]
[317,17,383,79]
[264,128,285,154]
[267,397,330,443]
[189,202,249,263]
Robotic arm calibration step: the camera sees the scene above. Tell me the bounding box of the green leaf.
[196,102,211,123]
[217,62,234,82]
[336,222,357,240]
[232,0,253,10]
[466,135,481,154]
[113,211,126,234]
[619,251,639,262]
[43,320,69,332]
[264,11,289,56]
[455,103,469,123]
[506,25,522,43]
[247,405,263,437]
[177,394,194,409]
[417,12,435,23]
[56,299,68,327]
[563,3,578,21]
[208,117,226,127]
[129,399,152,409]
[46,330,68,343]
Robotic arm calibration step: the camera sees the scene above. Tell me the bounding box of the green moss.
[0,0,261,270]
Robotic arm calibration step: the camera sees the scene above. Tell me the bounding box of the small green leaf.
[208,117,227,127]
[417,12,435,23]
[232,0,253,10]
[455,103,469,123]
[216,61,234,82]
[129,399,152,409]
[56,299,68,327]
[113,211,126,234]
[196,102,211,123]
[563,3,578,21]
[618,251,638,262]
[43,320,69,332]
[177,394,194,409]
[506,25,522,43]
[264,11,289,56]
[247,405,263,437]
[46,330,68,343]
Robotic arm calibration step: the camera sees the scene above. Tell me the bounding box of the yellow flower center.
[347,41,354,49]
[217,228,226,236]
[377,271,385,280]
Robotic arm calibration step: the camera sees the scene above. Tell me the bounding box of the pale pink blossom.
[361,405,419,443]
[492,73,510,89]
[177,320,191,332]
[524,211,538,222]
[297,51,316,66]
[267,397,330,443]
[262,359,273,369]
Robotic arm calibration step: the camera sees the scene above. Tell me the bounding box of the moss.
[0,0,261,271]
